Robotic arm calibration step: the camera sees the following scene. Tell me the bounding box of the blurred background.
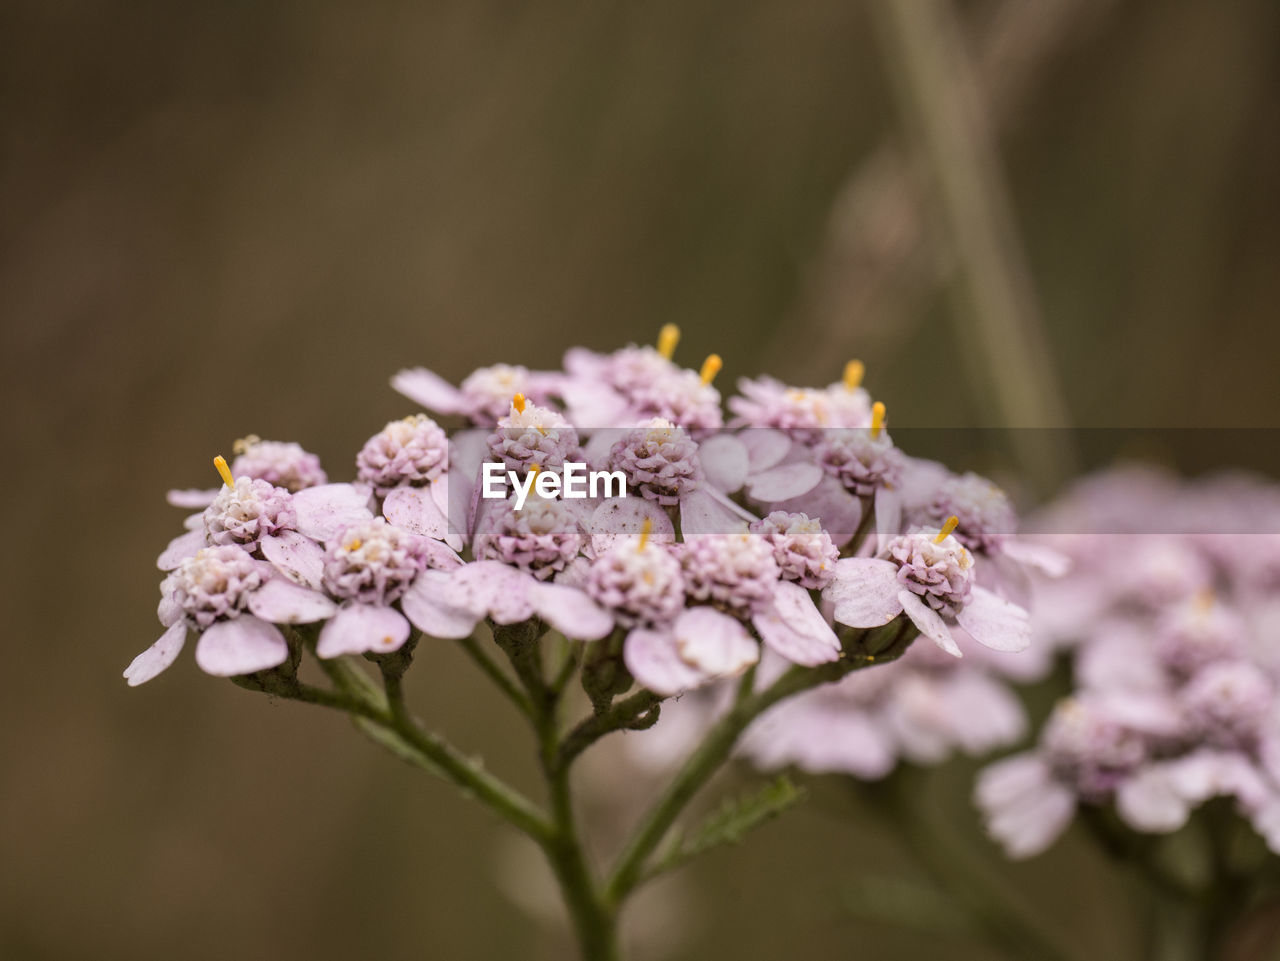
[3,0,1279,957]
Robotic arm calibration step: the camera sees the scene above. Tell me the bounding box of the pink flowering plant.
[128,327,1037,960]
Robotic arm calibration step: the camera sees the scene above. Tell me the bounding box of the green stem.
[605,629,912,907]
[299,657,553,843]
[559,689,663,767]
[456,632,535,720]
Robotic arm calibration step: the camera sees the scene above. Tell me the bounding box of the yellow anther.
[529,464,541,480]
[213,455,235,488]
[869,401,886,438]
[232,434,260,456]
[345,538,363,552]
[512,393,527,414]
[1195,588,1215,613]
[934,515,960,544]
[843,359,865,391]
[657,323,681,361]
[638,516,653,550]
[699,354,723,386]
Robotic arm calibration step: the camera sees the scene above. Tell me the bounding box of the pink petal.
[316,604,411,658]
[391,367,466,413]
[673,607,759,676]
[400,570,482,639]
[450,562,535,624]
[624,627,710,697]
[954,586,1030,653]
[1001,538,1071,577]
[873,485,902,552]
[383,486,450,543]
[157,529,205,570]
[768,475,862,546]
[753,582,840,666]
[745,462,824,503]
[698,435,750,493]
[590,498,675,554]
[898,589,961,657]
[124,622,187,686]
[195,616,290,676]
[679,488,751,536]
[247,578,336,623]
[167,488,218,509]
[292,483,373,542]
[825,558,903,628]
[738,429,792,472]
[530,583,614,640]
[1116,767,1188,833]
[975,754,1074,858]
[259,529,325,589]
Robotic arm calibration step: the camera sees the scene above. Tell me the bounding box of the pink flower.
[825,523,1031,657]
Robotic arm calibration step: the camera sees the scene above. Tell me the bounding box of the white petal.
[1001,538,1071,577]
[124,622,187,686]
[898,590,961,657]
[825,558,903,627]
[738,429,792,472]
[746,462,825,503]
[167,488,218,509]
[383,485,451,544]
[768,475,862,546]
[624,627,710,697]
[157,529,206,570]
[589,498,675,554]
[955,586,1031,653]
[673,607,759,676]
[316,604,411,658]
[259,530,326,589]
[530,583,614,640]
[400,570,482,639]
[292,484,373,542]
[195,616,290,676]
[873,485,902,552]
[391,367,466,413]
[1116,767,1189,833]
[698,434,750,493]
[247,578,336,623]
[753,582,841,666]
[450,562,535,624]
[679,487,748,536]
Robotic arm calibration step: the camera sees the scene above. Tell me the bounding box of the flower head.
[488,394,579,474]
[750,511,838,589]
[322,517,429,604]
[585,537,685,627]
[608,418,702,506]
[357,415,449,495]
[231,436,327,492]
[473,498,584,580]
[888,523,975,619]
[680,533,780,618]
[170,545,264,628]
[204,475,296,549]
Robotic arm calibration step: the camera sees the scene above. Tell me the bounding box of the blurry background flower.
[4,0,1280,958]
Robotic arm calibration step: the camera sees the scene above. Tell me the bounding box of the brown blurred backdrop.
[2,0,1278,958]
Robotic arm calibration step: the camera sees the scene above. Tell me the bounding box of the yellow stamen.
[1195,588,1214,613]
[657,323,681,361]
[213,455,235,488]
[934,515,960,544]
[638,517,653,550]
[529,464,541,480]
[869,401,886,438]
[843,359,865,391]
[232,434,260,456]
[512,393,527,414]
[699,354,723,386]
[345,538,363,552]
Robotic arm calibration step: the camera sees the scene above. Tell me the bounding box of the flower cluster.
[128,329,1035,724]
[976,467,1280,858]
